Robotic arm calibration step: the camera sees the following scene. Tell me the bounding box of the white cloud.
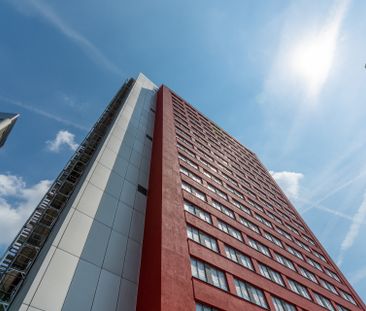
[46,130,78,152]
[270,170,304,200]
[8,0,122,76]
[337,192,366,266]
[0,174,52,247]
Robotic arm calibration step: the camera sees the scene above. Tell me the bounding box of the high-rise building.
[0,113,19,148]
[0,74,364,311]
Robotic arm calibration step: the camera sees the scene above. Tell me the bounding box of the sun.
[289,32,335,98]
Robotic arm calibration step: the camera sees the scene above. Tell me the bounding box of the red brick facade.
[137,85,365,311]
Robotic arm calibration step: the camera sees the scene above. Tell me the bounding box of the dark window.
[137,184,147,196]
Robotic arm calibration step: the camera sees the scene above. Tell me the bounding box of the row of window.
[174,121,295,213]
[174,117,301,221]
[191,256,352,311]
[179,157,319,255]
[181,178,331,278]
[182,198,354,307]
[172,101,265,176]
[177,146,318,253]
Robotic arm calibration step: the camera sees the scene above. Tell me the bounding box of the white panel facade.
[11,74,157,311]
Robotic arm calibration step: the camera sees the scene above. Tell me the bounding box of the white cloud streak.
[46,130,78,152]
[0,95,89,131]
[270,170,304,200]
[0,174,52,247]
[9,0,122,76]
[337,192,366,266]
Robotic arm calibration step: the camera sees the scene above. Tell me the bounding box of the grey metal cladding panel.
[30,249,79,311]
[117,279,138,311]
[61,260,100,311]
[91,270,120,311]
[122,239,142,284]
[102,231,128,276]
[19,76,157,311]
[80,220,111,267]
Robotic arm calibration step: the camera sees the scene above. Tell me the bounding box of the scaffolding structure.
[0,79,135,310]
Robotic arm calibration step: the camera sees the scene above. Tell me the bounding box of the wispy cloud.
[301,169,366,215]
[0,95,88,131]
[8,0,122,76]
[0,174,52,247]
[350,266,366,285]
[270,170,304,200]
[46,130,78,152]
[337,192,366,266]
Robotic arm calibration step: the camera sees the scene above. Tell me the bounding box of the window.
[266,211,282,224]
[286,224,300,235]
[200,158,218,172]
[217,220,243,241]
[224,245,253,270]
[137,184,147,196]
[336,304,350,311]
[339,290,356,305]
[276,227,292,241]
[191,258,227,291]
[263,232,283,248]
[238,216,260,234]
[225,184,243,199]
[274,253,295,270]
[196,302,217,311]
[313,250,327,263]
[211,200,235,219]
[287,246,304,260]
[180,166,202,184]
[182,182,206,201]
[272,296,296,311]
[178,153,198,169]
[255,214,273,228]
[248,238,271,257]
[302,234,315,246]
[232,199,251,215]
[313,292,335,311]
[175,128,191,140]
[320,278,338,295]
[325,268,341,283]
[184,202,211,224]
[288,279,311,300]
[306,257,323,271]
[234,278,268,308]
[258,263,284,286]
[177,143,195,158]
[187,225,218,252]
[207,183,228,200]
[222,172,238,186]
[295,239,310,252]
[298,266,318,283]
[203,170,222,185]
[247,199,264,212]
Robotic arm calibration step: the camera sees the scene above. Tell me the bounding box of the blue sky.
[0,0,365,301]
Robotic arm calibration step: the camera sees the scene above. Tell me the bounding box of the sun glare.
[290,35,334,95]
[290,32,335,98]
[287,0,349,100]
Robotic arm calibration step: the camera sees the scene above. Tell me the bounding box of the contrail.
[0,95,89,131]
[9,0,123,77]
